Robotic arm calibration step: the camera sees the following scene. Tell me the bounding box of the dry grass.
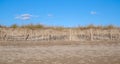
[0,41,120,64]
[0,41,119,47]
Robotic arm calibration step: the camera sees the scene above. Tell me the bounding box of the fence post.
[69,29,72,41]
[26,34,29,40]
[110,30,112,40]
[3,34,7,40]
[0,28,1,38]
[0,29,1,40]
[90,29,93,41]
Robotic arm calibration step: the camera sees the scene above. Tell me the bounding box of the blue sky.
[0,0,120,27]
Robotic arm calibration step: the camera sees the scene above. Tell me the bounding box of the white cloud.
[90,11,97,15]
[48,14,53,17]
[15,14,38,20]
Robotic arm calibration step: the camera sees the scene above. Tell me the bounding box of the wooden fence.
[0,28,120,41]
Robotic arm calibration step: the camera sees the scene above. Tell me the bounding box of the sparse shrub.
[10,24,18,28]
[21,24,45,29]
[35,24,44,28]
[55,27,65,30]
[1,24,119,30]
[22,24,34,29]
[83,24,96,29]
[104,25,116,29]
[95,25,103,29]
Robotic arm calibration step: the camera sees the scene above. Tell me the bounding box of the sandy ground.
[0,41,120,64]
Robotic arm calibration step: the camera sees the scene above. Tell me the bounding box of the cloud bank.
[15,14,38,20]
